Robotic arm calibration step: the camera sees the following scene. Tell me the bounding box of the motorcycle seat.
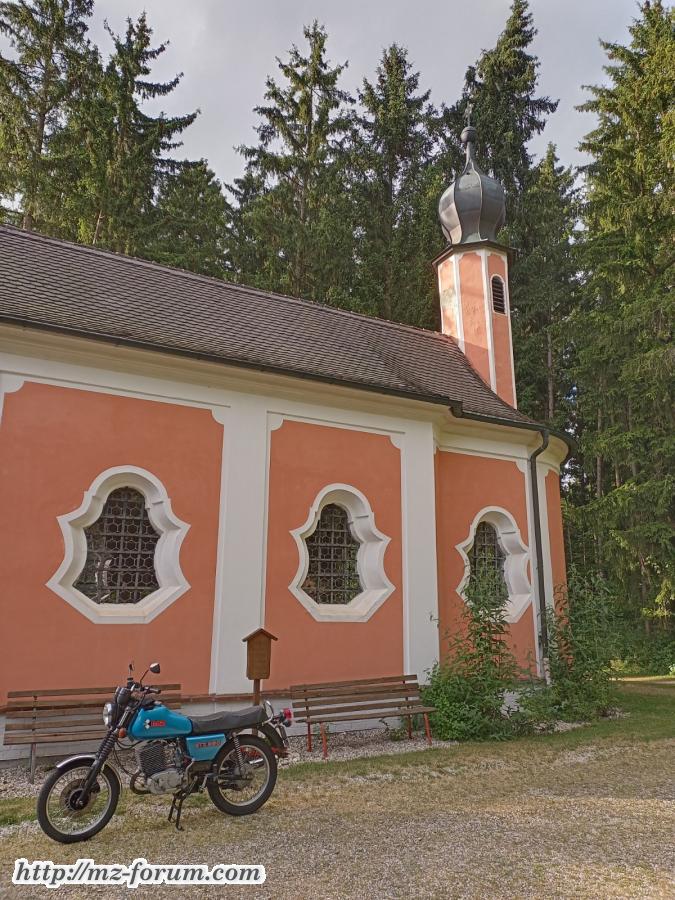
[189,706,266,736]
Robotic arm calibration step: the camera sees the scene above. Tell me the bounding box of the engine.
[134,740,185,795]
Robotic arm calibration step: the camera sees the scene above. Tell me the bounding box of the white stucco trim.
[47,466,190,624]
[289,484,394,623]
[489,252,518,409]
[479,249,498,393]
[0,373,25,426]
[455,506,532,624]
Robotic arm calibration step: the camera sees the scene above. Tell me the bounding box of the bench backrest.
[290,675,423,724]
[3,684,181,747]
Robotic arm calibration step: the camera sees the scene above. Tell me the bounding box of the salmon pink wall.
[458,252,491,386]
[264,420,403,689]
[0,382,222,702]
[488,253,516,407]
[435,451,537,669]
[546,469,567,603]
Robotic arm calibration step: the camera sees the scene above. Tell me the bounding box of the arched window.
[74,487,160,604]
[456,508,531,623]
[48,466,190,624]
[491,275,506,314]
[290,484,394,622]
[301,503,362,605]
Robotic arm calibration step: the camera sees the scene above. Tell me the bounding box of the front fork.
[77,729,117,803]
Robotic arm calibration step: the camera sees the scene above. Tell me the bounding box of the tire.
[207,734,277,816]
[37,759,120,844]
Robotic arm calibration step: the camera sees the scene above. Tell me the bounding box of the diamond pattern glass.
[301,504,362,605]
[75,488,160,604]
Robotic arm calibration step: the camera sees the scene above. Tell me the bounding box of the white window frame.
[47,465,190,624]
[455,506,531,623]
[289,483,394,622]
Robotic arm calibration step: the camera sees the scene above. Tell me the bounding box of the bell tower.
[434,124,517,408]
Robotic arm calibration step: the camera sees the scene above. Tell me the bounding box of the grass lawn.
[0,682,673,899]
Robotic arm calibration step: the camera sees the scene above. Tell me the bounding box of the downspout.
[529,429,550,676]
[447,402,566,677]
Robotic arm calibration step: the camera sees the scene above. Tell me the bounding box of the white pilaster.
[209,398,270,693]
[396,422,440,680]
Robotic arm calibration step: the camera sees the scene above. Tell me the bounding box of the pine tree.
[349,45,440,325]
[52,12,197,254]
[144,160,229,278]
[572,1,674,621]
[509,144,579,428]
[229,21,355,302]
[0,0,93,229]
[450,0,557,222]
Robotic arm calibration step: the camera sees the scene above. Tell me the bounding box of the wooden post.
[253,678,261,707]
[407,715,413,740]
[423,712,432,746]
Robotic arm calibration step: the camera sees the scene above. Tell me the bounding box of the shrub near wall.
[423,569,522,741]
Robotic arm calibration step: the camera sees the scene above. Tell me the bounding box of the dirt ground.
[0,682,673,899]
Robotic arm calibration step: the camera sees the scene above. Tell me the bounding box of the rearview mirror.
[149,662,161,675]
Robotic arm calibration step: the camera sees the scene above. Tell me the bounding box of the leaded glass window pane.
[75,487,160,604]
[470,521,507,597]
[302,504,362,604]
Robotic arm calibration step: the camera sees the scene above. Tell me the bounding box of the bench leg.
[307,723,313,753]
[29,743,36,783]
[320,723,328,760]
[407,715,413,740]
[423,713,432,747]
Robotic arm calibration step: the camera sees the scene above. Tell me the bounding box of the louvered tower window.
[470,521,507,597]
[75,488,160,604]
[302,504,363,604]
[491,276,506,314]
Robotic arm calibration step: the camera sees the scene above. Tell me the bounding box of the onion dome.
[438,125,506,245]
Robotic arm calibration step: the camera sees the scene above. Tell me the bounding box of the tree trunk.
[546,328,554,421]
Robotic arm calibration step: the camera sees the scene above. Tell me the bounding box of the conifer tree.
[509,144,578,428]
[571,1,674,619]
[53,13,197,254]
[349,45,440,325]
[450,0,557,221]
[229,21,355,302]
[145,160,229,278]
[0,0,93,229]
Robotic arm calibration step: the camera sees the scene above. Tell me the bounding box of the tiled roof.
[0,225,533,424]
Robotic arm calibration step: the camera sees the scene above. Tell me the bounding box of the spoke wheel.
[207,735,277,816]
[37,762,120,844]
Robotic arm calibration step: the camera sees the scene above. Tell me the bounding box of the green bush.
[521,569,618,723]
[422,568,521,741]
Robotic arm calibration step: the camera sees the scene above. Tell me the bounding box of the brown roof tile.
[0,225,533,424]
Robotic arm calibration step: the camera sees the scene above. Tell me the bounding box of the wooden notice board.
[243,628,278,681]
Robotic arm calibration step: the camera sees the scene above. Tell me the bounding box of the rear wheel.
[37,760,120,844]
[207,735,277,816]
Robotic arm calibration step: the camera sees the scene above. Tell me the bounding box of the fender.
[259,723,288,757]
[56,753,98,769]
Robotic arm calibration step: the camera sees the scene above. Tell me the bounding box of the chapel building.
[0,126,569,739]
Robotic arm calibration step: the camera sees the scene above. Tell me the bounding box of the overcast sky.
[11,1,643,185]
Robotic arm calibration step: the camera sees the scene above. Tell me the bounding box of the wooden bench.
[3,683,181,780]
[290,675,435,759]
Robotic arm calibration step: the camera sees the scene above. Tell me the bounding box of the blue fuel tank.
[128,703,192,740]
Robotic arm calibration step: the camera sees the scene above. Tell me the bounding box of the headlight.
[102,702,114,727]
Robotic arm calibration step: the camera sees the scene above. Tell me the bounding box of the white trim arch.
[289,483,394,622]
[47,465,190,624]
[455,506,531,623]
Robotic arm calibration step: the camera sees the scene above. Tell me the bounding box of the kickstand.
[168,788,189,831]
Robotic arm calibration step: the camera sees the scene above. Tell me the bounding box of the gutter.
[447,402,575,670]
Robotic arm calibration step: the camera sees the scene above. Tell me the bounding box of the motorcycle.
[36,662,292,843]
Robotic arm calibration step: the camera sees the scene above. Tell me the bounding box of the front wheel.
[37,760,120,844]
[207,734,277,816]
